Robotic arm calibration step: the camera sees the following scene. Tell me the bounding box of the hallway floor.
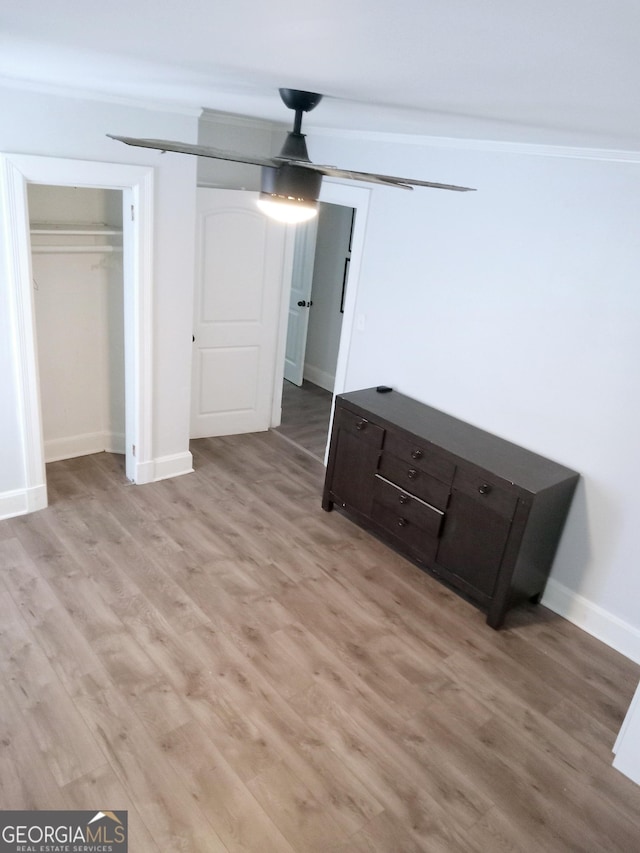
[274,380,333,461]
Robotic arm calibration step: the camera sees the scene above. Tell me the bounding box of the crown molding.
[0,76,202,118]
[309,124,640,163]
[199,108,287,131]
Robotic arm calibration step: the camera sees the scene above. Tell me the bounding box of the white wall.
[28,182,123,226]
[309,130,640,658]
[197,109,284,190]
[0,84,198,502]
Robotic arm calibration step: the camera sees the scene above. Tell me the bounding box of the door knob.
[297,300,313,307]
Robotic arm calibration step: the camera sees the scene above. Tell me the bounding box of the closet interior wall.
[28,184,125,463]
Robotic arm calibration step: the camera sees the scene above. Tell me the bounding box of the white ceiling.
[1,0,639,149]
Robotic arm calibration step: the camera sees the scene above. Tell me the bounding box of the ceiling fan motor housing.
[260,163,322,204]
[278,130,312,162]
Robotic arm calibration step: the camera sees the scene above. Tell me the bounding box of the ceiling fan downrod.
[279,88,322,138]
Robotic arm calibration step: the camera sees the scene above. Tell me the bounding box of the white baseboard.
[0,484,48,520]
[44,431,125,462]
[120,450,195,484]
[104,431,126,454]
[152,451,194,482]
[109,451,193,485]
[0,451,193,517]
[303,364,335,392]
[134,460,156,485]
[543,578,640,664]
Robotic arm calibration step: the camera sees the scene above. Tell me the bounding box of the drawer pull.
[478,483,493,495]
[411,449,423,460]
[407,468,418,480]
[355,420,366,431]
[397,517,408,527]
[399,494,410,505]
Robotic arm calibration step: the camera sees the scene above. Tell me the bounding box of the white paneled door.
[191,188,290,438]
[283,218,318,386]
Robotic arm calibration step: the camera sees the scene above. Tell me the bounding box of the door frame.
[272,180,370,457]
[0,153,154,510]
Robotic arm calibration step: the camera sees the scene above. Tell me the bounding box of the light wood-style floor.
[1,433,639,852]
[275,380,333,461]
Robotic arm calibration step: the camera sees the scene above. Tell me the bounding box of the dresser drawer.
[373,475,445,537]
[382,431,455,484]
[378,453,451,509]
[371,498,440,563]
[451,467,518,518]
[335,406,385,446]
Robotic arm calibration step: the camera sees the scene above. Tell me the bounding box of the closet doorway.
[28,184,126,466]
[0,153,154,515]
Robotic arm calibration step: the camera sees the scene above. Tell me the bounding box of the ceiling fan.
[108,88,476,224]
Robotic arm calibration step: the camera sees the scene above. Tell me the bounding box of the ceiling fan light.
[256,193,318,224]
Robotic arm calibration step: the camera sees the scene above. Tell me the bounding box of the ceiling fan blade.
[108,129,475,192]
[107,135,276,168]
[287,160,476,192]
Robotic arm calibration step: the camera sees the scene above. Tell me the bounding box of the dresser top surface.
[337,388,579,493]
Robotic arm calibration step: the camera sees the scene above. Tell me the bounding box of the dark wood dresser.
[322,388,579,628]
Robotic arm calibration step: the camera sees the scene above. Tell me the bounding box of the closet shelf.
[31,246,123,254]
[30,223,122,236]
[30,222,123,254]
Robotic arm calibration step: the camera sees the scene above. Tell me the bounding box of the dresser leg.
[486,603,507,630]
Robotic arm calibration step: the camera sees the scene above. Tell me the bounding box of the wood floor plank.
[289,678,493,845]
[125,623,284,784]
[62,764,161,853]
[14,677,106,787]
[159,721,299,853]
[475,710,640,852]
[274,574,453,720]
[495,629,633,734]
[0,679,69,810]
[327,810,442,853]
[275,379,332,460]
[187,625,386,838]
[246,759,349,852]
[71,674,231,852]
[0,427,638,851]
